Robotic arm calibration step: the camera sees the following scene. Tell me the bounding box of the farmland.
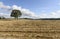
[0,19,60,39]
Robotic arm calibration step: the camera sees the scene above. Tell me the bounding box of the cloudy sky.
[0,0,60,18]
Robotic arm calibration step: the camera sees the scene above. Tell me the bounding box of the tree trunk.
[15,17,18,20]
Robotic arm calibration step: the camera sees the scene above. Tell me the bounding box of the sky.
[0,0,60,18]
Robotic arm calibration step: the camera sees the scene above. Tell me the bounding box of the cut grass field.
[0,19,60,39]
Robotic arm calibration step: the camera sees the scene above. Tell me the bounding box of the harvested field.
[0,19,60,39]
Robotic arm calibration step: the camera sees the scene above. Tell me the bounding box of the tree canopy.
[10,9,22,19]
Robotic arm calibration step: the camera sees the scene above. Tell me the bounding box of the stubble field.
[0,19,60,39]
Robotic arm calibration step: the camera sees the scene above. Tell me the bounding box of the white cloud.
[0,2,60,19]
[12,5,21,10]
[0,2,11,9]
[0,2,37,18]
[11,5,37,18]
[39,10,60,18]
[0,13,10,18]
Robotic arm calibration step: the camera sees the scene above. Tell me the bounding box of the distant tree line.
[36,18,60,20]
[0,16,5,19]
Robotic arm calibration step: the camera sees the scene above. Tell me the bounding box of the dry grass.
[0,19,60,39]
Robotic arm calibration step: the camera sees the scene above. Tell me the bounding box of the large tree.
[10,9,22,19]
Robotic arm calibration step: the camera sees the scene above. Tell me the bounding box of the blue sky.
[0,0,60,18]
[0,0,59,13]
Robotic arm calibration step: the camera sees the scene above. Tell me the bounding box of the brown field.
[0,19,60,39]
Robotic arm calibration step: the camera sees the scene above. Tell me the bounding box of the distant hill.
[4,18,60,20]
[36,18,60,20]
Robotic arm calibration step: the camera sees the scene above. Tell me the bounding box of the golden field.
[0,19,60,39]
